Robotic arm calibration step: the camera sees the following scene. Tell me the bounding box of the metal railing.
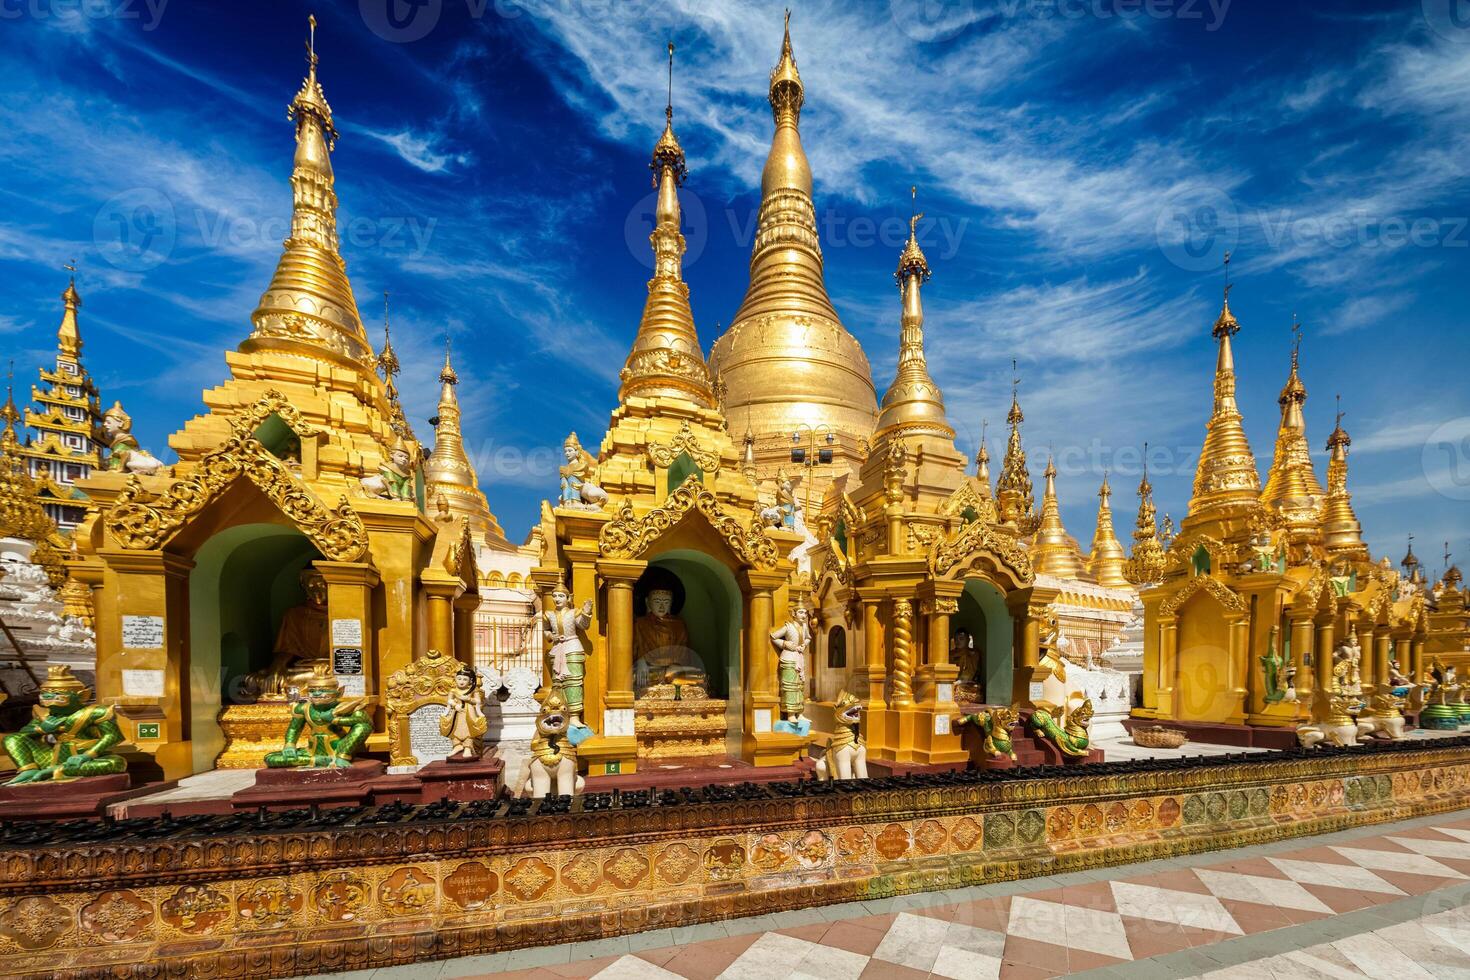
[472,612,542,676]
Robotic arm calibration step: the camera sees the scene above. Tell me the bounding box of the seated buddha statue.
[244,569,329,700]
[633,587,706,698]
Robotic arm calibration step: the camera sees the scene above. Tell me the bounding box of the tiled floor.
[322,808,1470,979]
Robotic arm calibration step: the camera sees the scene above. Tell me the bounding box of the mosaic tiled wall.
[0,751,1465,979]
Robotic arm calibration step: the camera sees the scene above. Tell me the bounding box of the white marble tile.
[1377,919,1470,975]
[870,911,949,972]
[931,946,1003,980]
[789,941,869,980]
[1332,846,1467,879]
[1006,896,1132,960]
[1194,869,1333,913]
[942,919,1007,958]
[1110,880,1242,934]
[592,955,686,979]
[1331,932,1436,980]
[1267,857,1405,895]
[1427,922,1470,955]
[1434,827,1470,844]
[1280,947,1371,979]
[1389,835,1470,860]
[716,933,837,980]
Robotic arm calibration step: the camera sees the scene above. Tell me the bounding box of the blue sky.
[2,0,1467,570]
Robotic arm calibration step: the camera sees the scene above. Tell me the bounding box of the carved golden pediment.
[104,434,369,562]
[1159,573,1246,617]
[645,421,721,475]
[928,519,1033,585]
[226,389,322,440]
[942,481,998,525]
[598,476,778,568]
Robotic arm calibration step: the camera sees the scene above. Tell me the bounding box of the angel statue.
[558,432,608,510]
[101,402,166,476]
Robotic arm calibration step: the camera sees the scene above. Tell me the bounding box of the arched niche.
[188,523,321,771]
[954,577,1013,703]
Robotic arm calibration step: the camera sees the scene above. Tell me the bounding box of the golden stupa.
[708,13,877,495]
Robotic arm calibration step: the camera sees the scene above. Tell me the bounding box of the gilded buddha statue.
[244,568,329,699]
[633,587,706,698]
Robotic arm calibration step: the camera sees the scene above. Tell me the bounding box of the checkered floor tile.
[445,817,1470,980]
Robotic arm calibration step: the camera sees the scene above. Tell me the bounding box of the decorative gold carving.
[1159,574,1247,617]
[599,477,777,568]
[105,430,368,562]
[443,862,497,912]
[237,878,303,930]
[161,884,231,935]
[645,420,721,474]
[654,844,698,885]
[890,599,914,706]
[929,519,1034,583]
[379,867,437,917]
[505,858,555,903]
[943,480,998,524]
[603,849,648,890]
[81,891,152,944]
[561,854,601,896]
[384,648,462,767]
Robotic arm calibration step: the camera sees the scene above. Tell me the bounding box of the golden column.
[453,592,479,668]
[742,568,796,765]
[1312,610,1336,723]
[1373,626,1395,718]
[596,559,645,709]
[316,560,381,689]
[889,599,914,707]
[1289,608,1315,714]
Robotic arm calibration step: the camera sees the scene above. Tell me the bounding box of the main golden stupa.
[709,16,878,498]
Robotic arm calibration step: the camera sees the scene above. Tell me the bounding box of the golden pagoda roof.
[996,376,1035,530]
[1088,473,1130,588]
[709,12,877,482]
[1321,400,1367,561]
[1260,325,1325,546]
[0,443,56,543]
[58,274,81,359]
[1031,457,1086,579]
[619,45,712,409]
[1124,451,1166,585]
[875,194,954,442]
[1186,285,1260,524]
[0,367,18,454]
[242,16,373,370]
[424,341,506,546]
[975,424,992,495]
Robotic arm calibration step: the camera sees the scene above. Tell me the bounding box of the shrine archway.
[954,577,1013,704]
[188,523,321,770]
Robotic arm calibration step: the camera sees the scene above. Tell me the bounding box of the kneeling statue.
[955,705,1017,761]
[524,691,583,799]
[264,667,372,769]
[4,665,126,785]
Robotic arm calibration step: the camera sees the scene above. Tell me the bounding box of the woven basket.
[1132,726,1188,749]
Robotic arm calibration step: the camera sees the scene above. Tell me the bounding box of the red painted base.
[0,773,164,821]
[1122,716,1298,750]
[866,758,969,777]
[231,759,386,811]
[375,757,503,805]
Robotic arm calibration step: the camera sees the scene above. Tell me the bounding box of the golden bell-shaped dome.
[708,13,877,489]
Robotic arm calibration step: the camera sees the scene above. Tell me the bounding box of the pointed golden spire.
[710,10,876,491]
[996,361,1035,529]
[58,259,81,359]
[1261,316,1325,549]
[876,188,954,442]
[1031,456,1085,578]
[1088,472,1130,588]
[1187,253,1260,523]
[1,361,19,454]
[975,419,992,494]
[424,338,505,543]
[742,422,758,484]
[619,41,712,408]
[375,291,412,438]
[244,14,373,369]
[1321,396,1367,561]
[1125,447,1167,585]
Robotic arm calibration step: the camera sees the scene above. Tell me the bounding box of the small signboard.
[331,619,363,646]
[332,647,363,676]
[135,722,160,741]
[121,615,164,649]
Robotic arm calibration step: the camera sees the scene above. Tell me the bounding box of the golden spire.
[58,260,81,360]
[0,362,18,454]
[1321,396,1367,561]
[1088,472,1130,588]
[709,11,877,488]
[875,187,954,441]
[619,41,712,408]
[1187,254,1260,523]
[424,338,506,544]
[377,292,411,438]
[1260,317,1325,548]
[1125,445,1166,585]
[1031,456,1085,578]
[996,362,1035,529]
[244,15,374,369]
[0,416,55,543]
[742,422,758,484]
[975,419,992,494]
